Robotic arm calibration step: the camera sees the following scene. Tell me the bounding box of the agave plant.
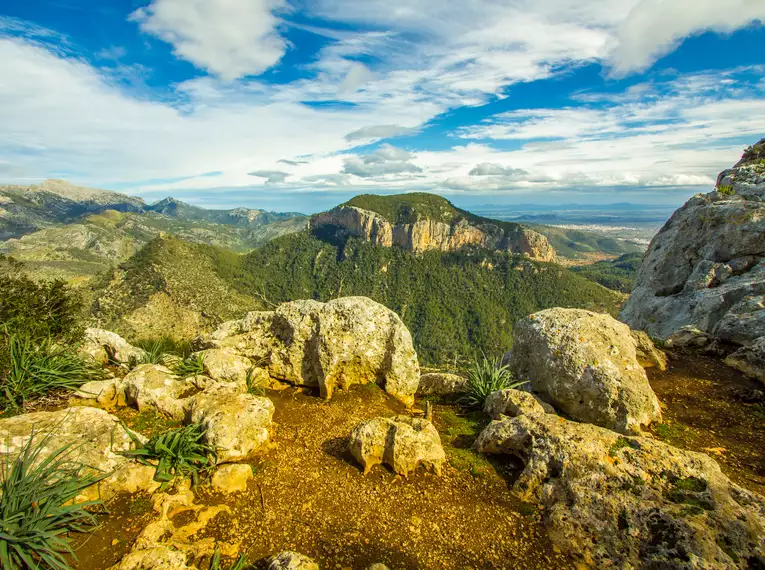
[119,422,217,490]
[460,354,525,409]
[171,353,206,377]
[0,431,106,570]
[1,334,105,413]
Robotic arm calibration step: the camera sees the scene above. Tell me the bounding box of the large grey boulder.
[123,364,190,420]
[620,151,765,383]
[349,416,445,477]
[725,337,765,384]
[205,297,420,406]
[416,372,468,396]
[474,412,765,569]
[0,407,158,501]
[509,308,662,434]
[80,327,146,365]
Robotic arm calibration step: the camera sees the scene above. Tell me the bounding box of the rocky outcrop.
[509,308,662,434]
[620,148,765,384]
[204,296,420,406]
[725,337,765,384]
[416,372,468,396]
[268,551,319,570]
[631,330,668,371]
[349,416,445,477]
[484,388,548,420]
[0,407,157,501]
[211,464,254,493]
[310,205,555,261]
[474,412,765,569]
[123,364,190,420]
[80,327,147,365]
[189,386,274,463]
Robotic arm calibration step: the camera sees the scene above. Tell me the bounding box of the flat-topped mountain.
[310,193,556,261]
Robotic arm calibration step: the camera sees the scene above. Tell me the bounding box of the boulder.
[123,364,189,420]
[484,388,547,420]
[268,551,319,570]
[474,412,765,569]
[725,337,765,385]
[620,153,765,352]
[666,326,712,349]
[509,308,662,434]
[206,297,420,406]
[72,378,126,408]
[416,372,468,396]
[349,416,445,477]
[189,388,274,463]
[80,327,146,365]
[211,464,253,493]
[194,348,252,386]
[631,330,668,371]
[0,407,151,501]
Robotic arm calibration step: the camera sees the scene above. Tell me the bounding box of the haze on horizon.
[1,0,764,212]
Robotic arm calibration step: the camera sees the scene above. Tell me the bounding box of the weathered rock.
[474,412,765,569]
[268,551,319,570]
[725,337,765,385]
[72,378,126,408]
[123,364,189,420]
[366,565,390,570]
[190,388,274,463]
[194,348,252,386]
[310,204,555,261]
[510,308,662,434]
[631,330,668,371]
[211,464,253,493]
[106,547,192,570]
[666,326,712,349]
[207,297,420,406]
[484,389,547,420]
[0,407,150,501]
[349,416,445,477]
[621,152,765,352]
[80,327,146,365]
[416,372,468,396]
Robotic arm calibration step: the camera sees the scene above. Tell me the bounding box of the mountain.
[0,180,307,283]
[92,231,625,364]
[310,193,556,261]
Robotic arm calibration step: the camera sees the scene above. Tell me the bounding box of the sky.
[1,0,764,213]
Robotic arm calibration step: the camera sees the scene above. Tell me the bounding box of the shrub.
[133,337,193,367]
[119,422,217,490]
[460,354,525,409]
[716,184,735,195]
[0,256,84,342]
[0,334,105,413]
[0,430,106,570]
[171,353,206,377]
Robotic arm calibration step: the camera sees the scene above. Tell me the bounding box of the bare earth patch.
[71,385,573,569]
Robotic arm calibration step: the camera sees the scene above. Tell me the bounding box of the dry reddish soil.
[647,351,765,495]
[71,385,573,570]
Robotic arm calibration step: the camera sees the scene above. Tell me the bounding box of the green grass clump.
[0,431,106,570]
[119,422,217,490]
[172,353,206,377]
[209,547,249,570]
[716,184,736,195]
[609,436,633,457]
[133,337,193,367]
[460,355,524,409]
[0,334,105,414]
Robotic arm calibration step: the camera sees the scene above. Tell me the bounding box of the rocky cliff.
[620,139,765,382]
[310,198,556,261]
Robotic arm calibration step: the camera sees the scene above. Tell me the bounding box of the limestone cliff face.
[310,205,555,261]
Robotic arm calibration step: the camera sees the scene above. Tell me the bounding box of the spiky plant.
[459,354,525,409]
[172,353,206,378]
[209,547,249,570]
[119,422,217,490]
[0,431,106,570]
[0,335,105,413]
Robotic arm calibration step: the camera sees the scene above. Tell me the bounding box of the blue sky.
[0,0,764,213]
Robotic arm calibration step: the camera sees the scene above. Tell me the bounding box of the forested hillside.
[92,231,624,364]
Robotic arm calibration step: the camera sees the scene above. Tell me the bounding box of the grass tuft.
[118,422,217,490]
[459,354,524,409]
[172,353,206,378]
[716,184,736,196]
[0,334,105,414]
[0,430,106,570]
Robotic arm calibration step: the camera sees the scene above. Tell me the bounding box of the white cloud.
[130,0,288,80]
[345,125,416,141]
[248,170,289,183]
[609,0,765,75]
[342,144,423,178]
[469,163,528,177]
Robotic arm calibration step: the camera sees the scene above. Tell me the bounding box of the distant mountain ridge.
[310,193,557,261]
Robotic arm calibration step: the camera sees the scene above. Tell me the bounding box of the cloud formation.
[469,163,528,177]
[248,170,290,183]
[130,0,288,80]
[342,144,423,178]
[345,125,416,141]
